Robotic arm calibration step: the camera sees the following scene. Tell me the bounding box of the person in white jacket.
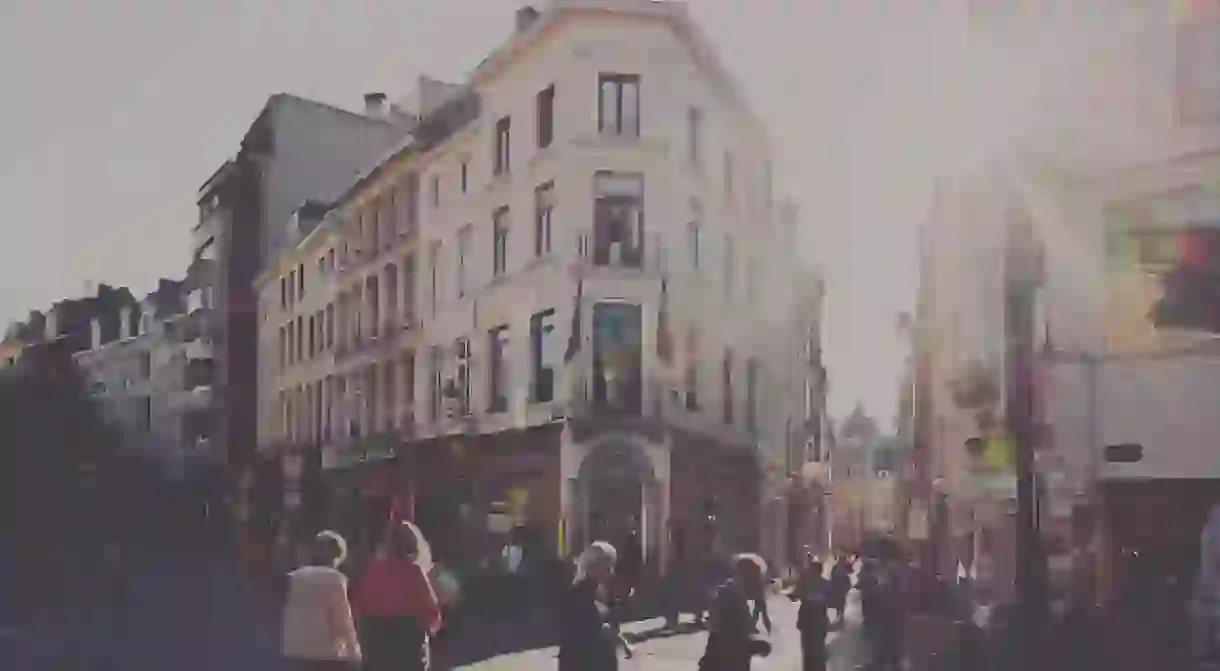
[281,530,363,670]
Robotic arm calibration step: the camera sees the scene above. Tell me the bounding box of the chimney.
[515,5,541,32]
[363,92,388,117]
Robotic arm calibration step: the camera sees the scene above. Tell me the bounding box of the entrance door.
[576,437,658,564]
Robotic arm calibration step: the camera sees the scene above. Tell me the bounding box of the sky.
[0,0,978,427]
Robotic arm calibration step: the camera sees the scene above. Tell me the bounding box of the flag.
[564,279,583,362]
[656,278,673,364]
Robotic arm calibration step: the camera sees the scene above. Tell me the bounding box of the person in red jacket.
[351,520,441,671]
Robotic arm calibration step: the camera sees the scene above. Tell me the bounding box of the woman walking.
[559,541,630,671]
[796,561,830,671]
[351,520,442,671]
[280,531,362,670]
[698,554,773,671]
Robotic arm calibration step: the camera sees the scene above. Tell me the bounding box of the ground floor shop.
[280,418,766,577]
[1098,478,1220,605]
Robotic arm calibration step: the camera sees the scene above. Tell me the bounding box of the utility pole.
[1005,202,1048,652]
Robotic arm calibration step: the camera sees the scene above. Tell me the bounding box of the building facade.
[257,0,813,573]
[70,279,217,475]
[196,93,407,496]
[915,0,1220,602]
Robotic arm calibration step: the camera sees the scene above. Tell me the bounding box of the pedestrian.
[280,530,362,670]
[796,558,830,671]
[559,541,629,671]
[698,553,773,671]
[829,557,852,625]
[351,520,442,671]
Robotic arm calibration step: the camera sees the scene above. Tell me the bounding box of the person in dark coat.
[699,554,772,671]
[829,558,852,625]
[794,557,829,671]
[559,542,625,671]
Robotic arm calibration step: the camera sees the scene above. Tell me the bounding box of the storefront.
[669,430,761,562]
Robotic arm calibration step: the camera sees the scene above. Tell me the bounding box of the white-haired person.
[281,530,362,670]
[559,541,634,670]
[698,553,773,671]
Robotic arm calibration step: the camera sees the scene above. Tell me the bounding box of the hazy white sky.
[0,0,976,426]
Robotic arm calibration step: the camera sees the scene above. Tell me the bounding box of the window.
[431,174,441,209]
[535,84,556,150]
[371,209,382,252]
[286,322,295,365]
[593,172,644,268]
[402,253,417,322]
[488,325,509,413]
[404,172,421,232]
[318,256,326,278]
[493,207,509,277]
[530,309,557,402]
[430,344,444,424]
[684,327,699,410]
[138,351,152,380]
[687,106,702,166]
[494,115,511,176]
[457,225,472,298]
[279,326,287,369]
[308,315,316,357]
[429,240,441,314]
[402,349,416,409]
[592,303,643,415]
[460,160,469,194]
[366,276,380,338]
[723,150,735,202]
[383,361,397,430]
[384,263,399,328]
[455,337,472,416]
[327,248,335,272]
[598,73,640,137]
[722,348,734,424]
[535,182,554,257]
[745,357,759,432]
[298,263,305,298]
[687,201,702,272]
[296,316,304,362]
[287,271,296,308]
[280,276,288,309]
[380,197,395,249]
[723,236,736,300]
[325,304,335,349]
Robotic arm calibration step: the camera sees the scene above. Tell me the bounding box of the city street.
[458,589,868,670]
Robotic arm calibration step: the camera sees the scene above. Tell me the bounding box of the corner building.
[259,0,810,574]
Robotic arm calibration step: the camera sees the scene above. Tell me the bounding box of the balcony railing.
[574,230,665,276]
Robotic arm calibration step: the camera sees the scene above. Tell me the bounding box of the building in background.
[256,0,813,574]
[195,93,408,528]
[785,269,831,563]
[70,279,217,477]
[914,0,1220,604]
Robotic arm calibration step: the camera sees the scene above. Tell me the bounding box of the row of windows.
[270,303,767,443]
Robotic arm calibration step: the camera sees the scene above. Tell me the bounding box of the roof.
[197,92,398,196]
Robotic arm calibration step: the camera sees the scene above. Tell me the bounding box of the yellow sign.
[507,487,530,522]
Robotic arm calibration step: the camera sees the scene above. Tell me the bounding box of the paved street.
[457,589,869,670]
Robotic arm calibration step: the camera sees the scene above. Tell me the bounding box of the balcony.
[574,229,665,279]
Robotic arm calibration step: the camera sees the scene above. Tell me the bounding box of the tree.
[0,341,119,541]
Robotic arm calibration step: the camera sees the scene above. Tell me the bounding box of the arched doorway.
[574,436,661,567]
